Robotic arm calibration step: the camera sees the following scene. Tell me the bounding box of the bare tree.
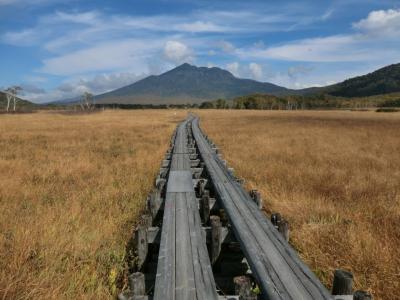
[4,86,22,112]
[80,92,95,111]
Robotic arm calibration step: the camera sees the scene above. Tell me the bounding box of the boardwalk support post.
[142,214,152,228]
[233,276,257,300]
[332,269,353,296]
[118,272,146,300]
[354,290,373,300]
[236,178,245,185]
[198,179,206,196]
[249,189,262,209]
[129,272,146,296]
[210,215,221,265]
[271,213,282,228]
[278,219,290,242]
[200,190,210,224]
[134,225,148,271]
[148,180,166,219]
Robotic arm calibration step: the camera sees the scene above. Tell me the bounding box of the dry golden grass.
[0,110,186,299]
[198,110,400,300]
[2,109,399,300]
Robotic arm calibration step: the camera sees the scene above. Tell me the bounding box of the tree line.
[199,94,400,110]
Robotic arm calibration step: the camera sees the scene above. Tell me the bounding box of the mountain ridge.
[95,63,291,104]
[94,62,400,104]
[320,63,400,97]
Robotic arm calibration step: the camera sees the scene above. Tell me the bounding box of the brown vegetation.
[198,110,400,300]
[0,110,185,299]
[2,109,399,300]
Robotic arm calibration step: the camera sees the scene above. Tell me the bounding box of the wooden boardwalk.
[121,115,363,300]
[153,117,218,300]
[191,117,333,300]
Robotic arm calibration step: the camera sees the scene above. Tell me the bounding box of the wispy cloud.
[239,8,400,63]
[0,0,64,7]
[245,35,370,62]
[1,7,329,48]
[22,72,147,102]
[2,3,400,102]
[287,65,314,79]
[1,7,324,78]
[40,38,164,75]
[216,40,236,53]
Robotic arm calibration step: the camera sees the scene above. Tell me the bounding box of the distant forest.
[199,93,400,110]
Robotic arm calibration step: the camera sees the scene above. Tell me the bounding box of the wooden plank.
[191,117,333,300]
[153,118,218,300]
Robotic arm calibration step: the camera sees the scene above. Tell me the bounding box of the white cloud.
[178,21,225,32]
[24,72,146,103]
[217,40,236,53]
[249,63,263,80]
[321,9,334,21]
[76,73,145,93]
[4,6,400,99]
[239,8,400,63]
[245,32,400,63]
[163,41,194,65]
[1,11,226,49]
[268,64,380,90]
[56,73,143,95]
[353,8,400,37]
[19,83,45,94]
[40,39,163,75]
[44,11,101,25]
[118,16,228,33]
[253,40,266,49]
[0,0,53,6]
[226,62,240,76]
[253,35,367,62]
[1,6,329,49]
[287,65,314,78]
[2,29,43,46]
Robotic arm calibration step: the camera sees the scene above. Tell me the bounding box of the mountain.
[95,63,290,104]
[58,62,400,105]
[319,63,400,98]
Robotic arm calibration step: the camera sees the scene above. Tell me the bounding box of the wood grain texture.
[191,117,333,300]
[153,118,218,300]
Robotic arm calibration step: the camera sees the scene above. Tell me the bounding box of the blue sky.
[0,0,400,103]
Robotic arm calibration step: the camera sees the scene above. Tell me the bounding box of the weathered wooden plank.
[191,117,333,300]
[153,118,218,300]
[147,225,236,245]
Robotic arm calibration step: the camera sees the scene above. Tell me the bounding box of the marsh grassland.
[1,109,399,300]
[199,110,400,300]
[0,110,186,299]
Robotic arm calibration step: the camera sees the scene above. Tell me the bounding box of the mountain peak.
[95,62,288,104]
[170,63,235,78]
[175,63,195,70]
